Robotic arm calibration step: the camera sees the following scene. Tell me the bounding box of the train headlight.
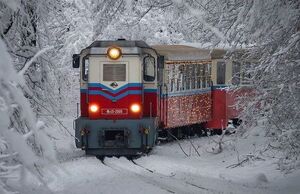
[130,104,141,113]
[89,104,99,113]
[107,46,122,60]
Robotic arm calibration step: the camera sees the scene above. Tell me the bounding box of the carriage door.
[217,61,226,85]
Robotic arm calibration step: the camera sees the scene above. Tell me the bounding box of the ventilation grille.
[103,64,126,81]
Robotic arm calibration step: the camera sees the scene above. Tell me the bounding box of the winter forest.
[0,0,299,193]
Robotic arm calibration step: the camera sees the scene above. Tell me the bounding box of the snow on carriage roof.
[152,45,227,60]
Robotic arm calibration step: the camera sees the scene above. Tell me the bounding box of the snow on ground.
[42,118,300,194]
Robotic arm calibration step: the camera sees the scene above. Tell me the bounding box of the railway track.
[99,157,217,194]
[100,158,176,193]
[129,159,212,191]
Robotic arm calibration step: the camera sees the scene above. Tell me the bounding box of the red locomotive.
[72,40,250,156]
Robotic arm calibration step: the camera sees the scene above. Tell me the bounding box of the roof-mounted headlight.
[107,46,122,60]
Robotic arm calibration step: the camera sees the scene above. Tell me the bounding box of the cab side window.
[82,57,89,81]
[143,56,155,81]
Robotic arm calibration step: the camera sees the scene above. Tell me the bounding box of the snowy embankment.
[41,118,300,194]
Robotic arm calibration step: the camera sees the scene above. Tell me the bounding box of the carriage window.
[183,73,187,90]
[207,63,212,87]
[82,57,89,81]
[196,64,201,88]
[232,62,241,85]
[143,56,155,82]
[103,64,126,81]
[169,65,175,92]
[186,65,191,90]
[202,64,206,88]
[217,61,226,84]
[179,65,184,90]
[170,79,174,92]
[174,65,179,91]
[191,65,196,89]
[169,67,172,92]
[176,78,180,91]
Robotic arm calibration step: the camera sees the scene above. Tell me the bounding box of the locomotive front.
[72,40,162,156]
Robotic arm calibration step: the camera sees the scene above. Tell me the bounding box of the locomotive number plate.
[101,108,128,115]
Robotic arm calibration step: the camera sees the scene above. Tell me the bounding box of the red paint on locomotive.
[80,92,88,117]
[143,92,158,117]
[87,94,142,119]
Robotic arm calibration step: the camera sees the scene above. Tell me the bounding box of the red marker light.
[89,104,99,113]
[130,104,141,113]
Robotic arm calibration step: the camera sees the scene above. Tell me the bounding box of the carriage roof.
[152,45,227,61]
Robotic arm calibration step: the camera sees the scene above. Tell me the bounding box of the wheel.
[96,155,105,161]
[196,129,202,137]
[215,129,223,135]
[233,119,242,127]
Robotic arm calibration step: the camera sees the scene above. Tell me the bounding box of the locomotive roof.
[87,40,150,48]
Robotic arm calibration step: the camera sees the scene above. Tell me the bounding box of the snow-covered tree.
[1,2,299,188]
[220,0,300,169]
[172,0,300,169]
[0,38,56,194]
[0,1,58,193]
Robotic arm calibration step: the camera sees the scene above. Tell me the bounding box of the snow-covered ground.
[33,118,300,194]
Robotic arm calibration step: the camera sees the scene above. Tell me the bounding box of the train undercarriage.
[75,116,239,157]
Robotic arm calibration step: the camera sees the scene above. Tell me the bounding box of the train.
[72,39,251,156]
